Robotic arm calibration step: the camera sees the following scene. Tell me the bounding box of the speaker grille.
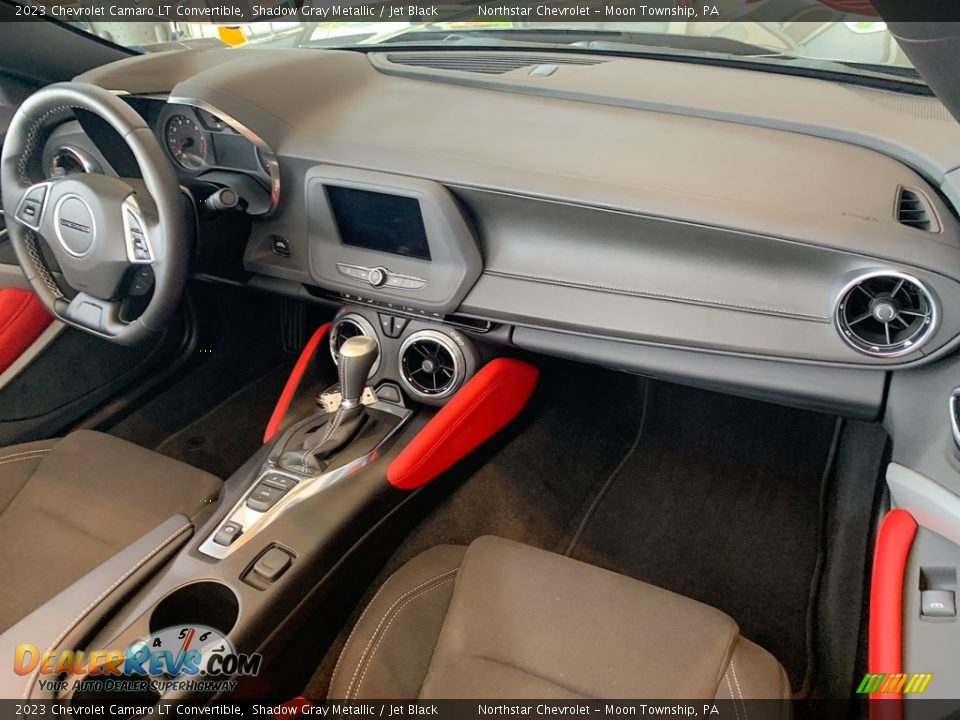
[834,272,936,358]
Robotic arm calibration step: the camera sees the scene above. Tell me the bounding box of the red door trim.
[0,289,53,375]
[868,507,917,701]
[263,323,331,443]
[387,357,538,490]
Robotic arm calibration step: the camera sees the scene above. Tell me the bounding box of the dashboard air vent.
[399,330,465,399]
[896,186,938,232]
[385,53,604,75]
[329,313,380,376]
[834,271,936,358]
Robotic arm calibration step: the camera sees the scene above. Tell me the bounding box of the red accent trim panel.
[263,323,331,443]
[387,357,538,490]
[0,289,53,375]
[868,508,917,701]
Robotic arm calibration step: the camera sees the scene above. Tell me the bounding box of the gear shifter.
[337,335,378,411]
[281,335,379,475]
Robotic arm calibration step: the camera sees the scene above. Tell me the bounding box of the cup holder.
[149,581,239,636]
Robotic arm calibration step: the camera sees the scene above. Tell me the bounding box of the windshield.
[53,12,918,82]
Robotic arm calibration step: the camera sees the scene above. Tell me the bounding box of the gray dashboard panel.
[513,325,884,418]
[71,46,960,409]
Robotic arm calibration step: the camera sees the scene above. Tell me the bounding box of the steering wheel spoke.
[58,293,124,338]
[12,181,54,232]
[122,195,156,264]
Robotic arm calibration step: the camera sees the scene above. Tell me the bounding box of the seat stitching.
[353,576,456,699]
[730,659,748,719]
[725,672,742,720]
[0,449,50,463]
[22,522,192,699]
[346,568,459,699]
[330,580,393,694]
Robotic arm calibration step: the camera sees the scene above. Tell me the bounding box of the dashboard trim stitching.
[484,268,829,321]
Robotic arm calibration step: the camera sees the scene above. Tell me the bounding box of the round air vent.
[834,271,937,358]
[329,313,380,376]
[399,330,466,400]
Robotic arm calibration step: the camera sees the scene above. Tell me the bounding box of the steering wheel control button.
[128,266,156,297]
[367,267,386,287]
[213,521,243,546]
[15,183,49,229]
[246,480,289,512]
[122,199,154,264]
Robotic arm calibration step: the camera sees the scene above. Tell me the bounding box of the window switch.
[921,589,956,618]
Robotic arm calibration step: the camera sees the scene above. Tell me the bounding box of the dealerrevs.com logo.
[856,673,933,694]
[13,625,262,695]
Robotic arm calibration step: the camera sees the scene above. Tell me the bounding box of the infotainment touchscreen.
[326,186,432,261]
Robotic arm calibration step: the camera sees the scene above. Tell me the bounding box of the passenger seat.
[330,536,791,701]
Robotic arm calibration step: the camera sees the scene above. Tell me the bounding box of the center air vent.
[384,53,604,75]
[896,186,939,232]
[329,313,380,376]
[399,330,466,399]
[834,271,937,358]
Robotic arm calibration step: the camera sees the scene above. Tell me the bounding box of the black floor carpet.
[155,362,293,479]
[306,362,840,697]
[567,381,838,691]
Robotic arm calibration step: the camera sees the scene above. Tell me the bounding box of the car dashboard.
[57,45,960,421]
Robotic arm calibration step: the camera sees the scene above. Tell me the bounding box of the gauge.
[165,114,207,170]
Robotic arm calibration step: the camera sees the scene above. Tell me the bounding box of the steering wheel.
[1,82,189,345]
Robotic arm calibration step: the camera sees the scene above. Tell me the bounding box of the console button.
[213,521,243,546]
[252,547,293,582]
[376,383,402,404]
[246,482,288,512]
[368,267,386,287]
[262,473,298,491]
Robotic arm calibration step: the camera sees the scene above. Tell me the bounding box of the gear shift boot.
[279,335,379,475]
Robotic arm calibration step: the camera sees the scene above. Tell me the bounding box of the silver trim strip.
[167,96,280,215]
[199,401,411,559]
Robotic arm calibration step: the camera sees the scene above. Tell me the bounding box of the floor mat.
[155,363,292,479]
[306,362,839,697]
[567,381,838,691]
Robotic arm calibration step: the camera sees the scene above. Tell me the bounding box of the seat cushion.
[0,430,221,632]
[330,536,790,701]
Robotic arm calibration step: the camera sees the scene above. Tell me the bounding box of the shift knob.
[338,335,378,408]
